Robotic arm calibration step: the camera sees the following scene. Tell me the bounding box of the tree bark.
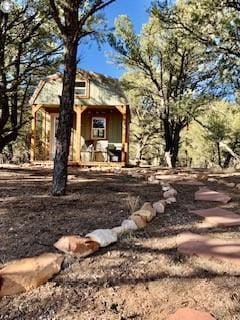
[216,142,222,168]
[163,118,173,167]
[52,37,78,196]
[171,123,181,168]
[163,118,182,168]
[223,152,232,168]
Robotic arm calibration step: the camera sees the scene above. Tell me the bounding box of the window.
[75,80,87,97]
[92,117,106,139]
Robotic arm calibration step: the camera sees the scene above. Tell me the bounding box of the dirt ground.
[1,165,240,320]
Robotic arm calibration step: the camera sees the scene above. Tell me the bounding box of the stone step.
[190,207,240,227]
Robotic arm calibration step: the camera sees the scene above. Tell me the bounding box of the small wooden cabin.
[30,70,130,166]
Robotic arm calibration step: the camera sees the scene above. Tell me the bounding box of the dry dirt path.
[1,166,240,320]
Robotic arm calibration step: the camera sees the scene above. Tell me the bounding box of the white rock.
[163,188,177,198]
[226,182,235,188]
[121,219,138,231]
[153,201,165,213]
[207,177,217,182]
[165,197,177,204]
[236,183,240,190]
[218,179,226,184]
[161,183,171,191]
[111,226,125,235]
[86,229,117,247]
[112,220,138,235]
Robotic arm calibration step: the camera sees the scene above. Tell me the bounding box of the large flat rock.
[190,207,240,227]
[0,253,63,297]
[195,187,231,204]
[167,307,215,320]
[177,233,240,265]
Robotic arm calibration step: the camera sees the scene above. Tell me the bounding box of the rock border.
[0,179,177,297]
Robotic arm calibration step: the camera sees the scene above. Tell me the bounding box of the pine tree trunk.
[216,142,222,168]
[163,118,173,168]
[223,153,232,168]
[171,124,181,168]
[163,119,182,168]
[52,38,78,196]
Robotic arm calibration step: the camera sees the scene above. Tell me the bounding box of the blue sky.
[78,0,152,78]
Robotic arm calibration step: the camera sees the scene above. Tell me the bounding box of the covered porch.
[30,104,130,166]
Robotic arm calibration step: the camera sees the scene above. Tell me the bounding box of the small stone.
[129,214,148,229]
[236,183,240,190]
[218,179,226,184]
[121,219,138,231]
[0,253,63,297]
[161,183,171,191]
[54,235,99,256]
[153,200,165,213]
[141,202,156,218]
[226,182,235,188]
[163,188,177,198]
[165,197,177,204]
[207,177,217,182]
[111,226,126,235]
[131,207,156,222]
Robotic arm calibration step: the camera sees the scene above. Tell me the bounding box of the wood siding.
[34,76,127,106]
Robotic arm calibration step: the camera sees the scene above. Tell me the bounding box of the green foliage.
[152,0,240,92]
[180,101,240,167]
[0,0,62,153]
[109,11,214,166]
[121,72,163,164]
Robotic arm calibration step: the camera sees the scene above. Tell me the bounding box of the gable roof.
[29,69,128,106]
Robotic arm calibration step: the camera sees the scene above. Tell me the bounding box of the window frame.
[74,79,89,98]
[91,116,107,140]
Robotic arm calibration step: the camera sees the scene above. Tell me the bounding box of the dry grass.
[126,194,140,214]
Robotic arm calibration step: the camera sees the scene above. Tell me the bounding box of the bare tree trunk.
[52,38,78,196]
[216,142,222,168]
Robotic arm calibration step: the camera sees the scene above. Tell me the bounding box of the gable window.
[92,117,106,139]
[75,80,87,97]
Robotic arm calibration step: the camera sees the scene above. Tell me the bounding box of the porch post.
[30,109,36,161]
[121,105,127,163]
[30,104,42,162]
[44,109,47,160]
[126,107,130,164]
[74,106,82,164]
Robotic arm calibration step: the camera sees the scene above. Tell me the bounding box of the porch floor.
[31,161,125,168]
